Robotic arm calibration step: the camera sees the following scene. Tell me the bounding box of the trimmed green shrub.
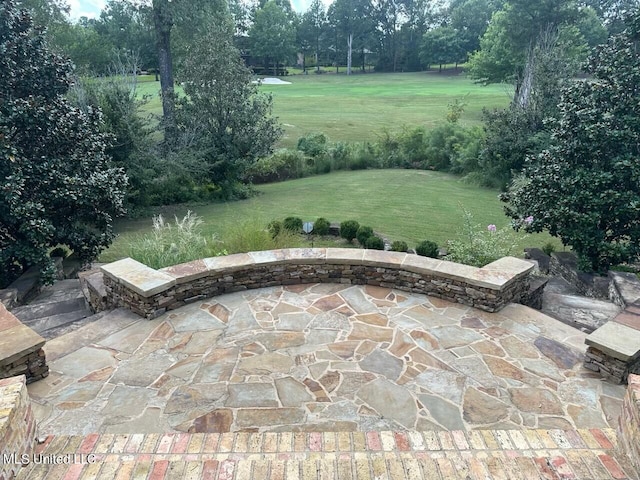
[391,240,408,252]
[356,225,374,246]
[283,217,303,232]
[365,236,385,250]
[313,217,331,236]
[340,220,360,243]
[416,240,439,258]
[267,220,282,239]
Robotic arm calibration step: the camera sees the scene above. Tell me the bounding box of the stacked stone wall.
[619,374,640,474]
[101,250,535,320]
[0,376,37,480]
[584,346,628,384]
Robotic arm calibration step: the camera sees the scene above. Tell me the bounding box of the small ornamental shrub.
[356,225,374,246]
[365,236,385,250]
[283,216,303,232]
[297,132,328,157]
[416,240,439,258]
[541,242,555,256]
[340,220,360,243]
[267,220,282,239]
[391,240,408,252]
[313,217,331,236]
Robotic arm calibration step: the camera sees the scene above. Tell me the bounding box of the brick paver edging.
[16,428,636,480]
[101,250,534,319]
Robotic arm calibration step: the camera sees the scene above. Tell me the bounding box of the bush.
[416,240,439,258]
[222,218,299,254]
[283,217,303,232]
[365,236,385,250]
[297,132,328,157]
[267,220,282,239]
[356,225,374,246]
[49,247,70,259]
[313,217,331,236]
[541,242,555,256]
[340,220,360,243]
[244,149,307,184]
[127,211,221,269]
[446,210,526,267]
[391,240,408,252]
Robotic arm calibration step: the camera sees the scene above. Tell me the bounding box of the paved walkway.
[29,284,623,435]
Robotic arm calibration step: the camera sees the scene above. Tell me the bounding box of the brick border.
[100,250,534,319]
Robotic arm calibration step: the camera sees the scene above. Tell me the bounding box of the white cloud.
[67,0,107,20]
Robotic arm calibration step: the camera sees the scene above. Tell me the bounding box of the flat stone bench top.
[0,303,45,367]
[585,300,640,362]
[100,249,534,299]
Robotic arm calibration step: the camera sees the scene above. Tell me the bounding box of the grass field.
[133,71,512,148]
[101,169,561,262]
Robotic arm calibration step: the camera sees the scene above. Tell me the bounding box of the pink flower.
[487,224,497,232]
[524,216,534,225]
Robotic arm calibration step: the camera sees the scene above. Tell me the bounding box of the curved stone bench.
[100,249,534,319]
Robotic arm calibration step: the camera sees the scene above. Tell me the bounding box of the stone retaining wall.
[549,252,609,299]
[583,346,629,383]
[619,374,640,474]
[0,304,48,383]
[0,376,37,480]
[101,249,534,319]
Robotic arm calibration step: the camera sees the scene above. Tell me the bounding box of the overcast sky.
[67,0,331,20]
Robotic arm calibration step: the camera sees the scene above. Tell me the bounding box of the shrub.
[49,247,70,259]
[446,210,526,267]
[340,220,360,243]
[297,132,328,157]
[391,240,408,252]
[541,242,555,256]
[356,225,374,246]
[267,220,282,239]
[127,211,221,269]
[365,236,385,250]
[416,240,439,258]
[313,217,331,236]
[283,216,303,232]
[222,219,299,254]
[244,149,307,184]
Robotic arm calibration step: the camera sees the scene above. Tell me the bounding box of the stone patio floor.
[28,283,625,436]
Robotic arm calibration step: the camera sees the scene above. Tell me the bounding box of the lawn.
[133,71,512,148]
[101,169,561,263]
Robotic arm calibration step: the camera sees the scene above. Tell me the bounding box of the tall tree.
[152,0,176,147]
[328,0,373,74]
[0,0,127,285]
[449,0,504,59]
[503,8,640,272]
[420,25,463,71]
[250,0,296,75]
[298,0,327,72]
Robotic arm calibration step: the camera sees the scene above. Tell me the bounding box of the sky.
[67,0,330,20]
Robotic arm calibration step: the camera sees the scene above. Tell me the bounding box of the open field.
[101,169,561,262]
[133,71,512,148]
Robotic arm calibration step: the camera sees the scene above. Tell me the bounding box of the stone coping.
[101,249,534,299]
[0,303,45,367]
[586,321,640,362]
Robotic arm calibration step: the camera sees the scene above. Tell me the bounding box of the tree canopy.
[0,0,127,285]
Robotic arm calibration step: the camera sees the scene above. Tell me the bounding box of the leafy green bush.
[244,149,307,184]
[127,212,221,269]
[283,217,303,232]
[391,240,408,252]
[416,240,439,258]
[446,210,526,267]
[356,225,374,246]
[267,220,282,239]
[297,132,328,157]
[340,220,360,243]
[541,242,555,256]
[365,236,385,250]
[313,217,331,236]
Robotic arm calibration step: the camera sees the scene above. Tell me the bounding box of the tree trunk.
[347,33,352,75]
[153,0,176,148]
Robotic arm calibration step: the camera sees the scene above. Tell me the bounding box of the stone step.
[542,292,621,333]
[15,429,637,480]
[28,279,86,305]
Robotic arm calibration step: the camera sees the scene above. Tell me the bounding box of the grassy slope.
[134,72,512,148]
[101,169,560,262]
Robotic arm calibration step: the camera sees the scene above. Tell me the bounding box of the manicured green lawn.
[133,71,511,148]
[101,169,561,262]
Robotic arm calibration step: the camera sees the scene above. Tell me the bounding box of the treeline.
[18,0,630,76]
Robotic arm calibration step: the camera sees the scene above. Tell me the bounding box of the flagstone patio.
[28,283,624,436]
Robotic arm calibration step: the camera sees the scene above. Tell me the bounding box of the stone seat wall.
[0,304,48,383]
[100,249,534,319]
